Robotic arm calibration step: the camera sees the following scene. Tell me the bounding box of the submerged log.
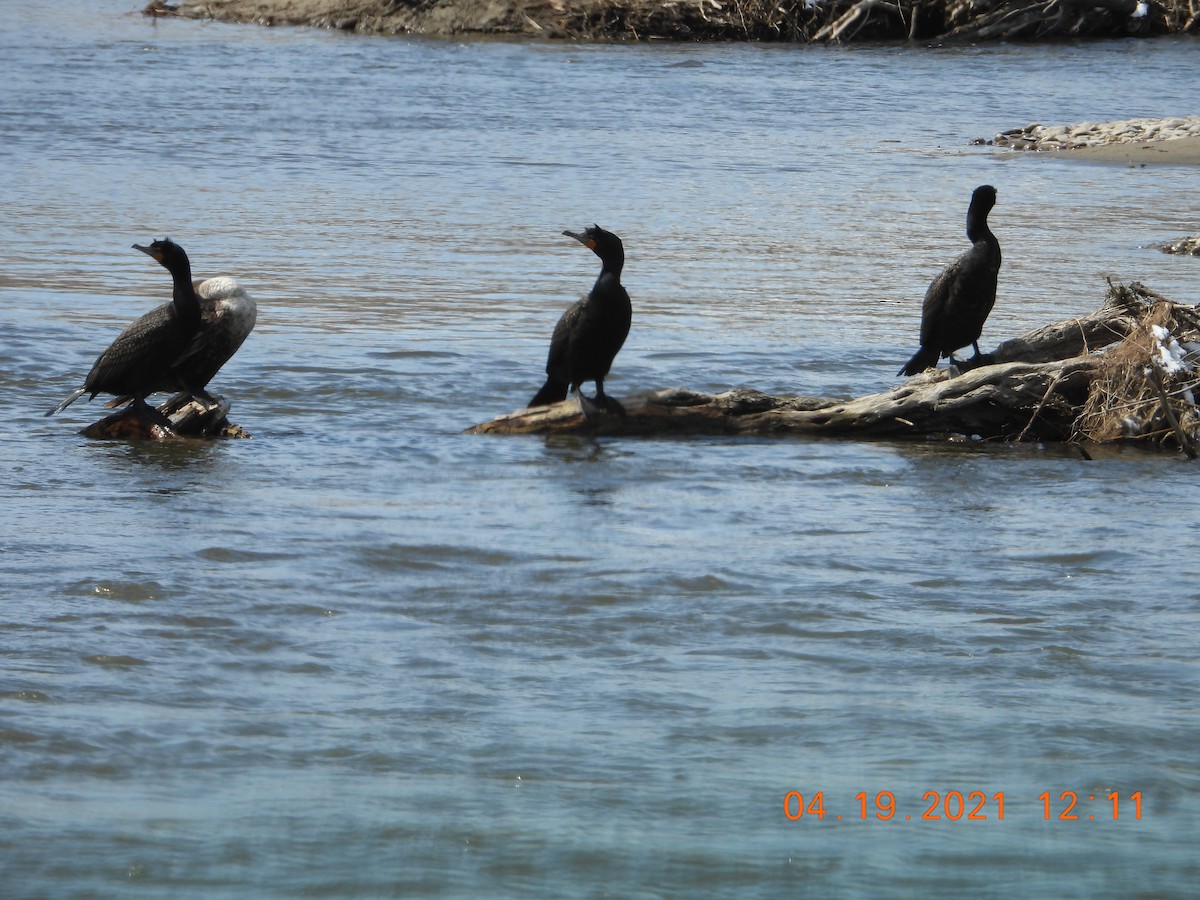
[468,282,1200,453]
[80,393,249,440]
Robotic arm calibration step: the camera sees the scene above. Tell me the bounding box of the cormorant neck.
[600,250,624,280]
[966,201,995,245]
[167,255,202,330]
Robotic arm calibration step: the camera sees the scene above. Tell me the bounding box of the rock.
[996,115,1200,152]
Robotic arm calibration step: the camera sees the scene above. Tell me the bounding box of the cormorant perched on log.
[529,225,632,415]
[47,239,254,416]
[898,185,1001,377]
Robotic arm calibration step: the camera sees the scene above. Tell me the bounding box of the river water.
[2,2,1198,896]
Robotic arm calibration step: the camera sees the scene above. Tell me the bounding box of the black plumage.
[898,185,1001,377]
[529,225,632,415]
[47,238,254,416]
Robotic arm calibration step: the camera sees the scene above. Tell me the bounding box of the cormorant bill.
[898,185,1002,377]
[46,238,252,416]
[528,225,632,416]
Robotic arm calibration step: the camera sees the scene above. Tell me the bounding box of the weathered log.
[467,361,1095,441]
[80,393,249,440]
[467,282,1200,452]
[987,278,1142,365]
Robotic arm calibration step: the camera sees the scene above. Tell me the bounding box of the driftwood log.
[80,392,249,440]
[468,282,1200,455]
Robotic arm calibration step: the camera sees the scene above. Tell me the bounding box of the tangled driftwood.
[1073,294,1200,454]
[154,0,1199,41]
[80,392,249,440]
[469,282,1200,455]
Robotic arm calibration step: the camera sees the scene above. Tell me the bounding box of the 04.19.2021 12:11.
[783,790,1144,822]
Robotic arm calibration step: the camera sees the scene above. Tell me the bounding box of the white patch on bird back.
[199,277,256,334]
[198,276,246,301]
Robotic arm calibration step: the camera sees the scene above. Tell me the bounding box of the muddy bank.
[148,0,1199,42]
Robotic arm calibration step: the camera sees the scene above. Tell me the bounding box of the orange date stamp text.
[783,790,1143,822]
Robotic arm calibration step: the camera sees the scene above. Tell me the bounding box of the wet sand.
[1062,135,1200,165]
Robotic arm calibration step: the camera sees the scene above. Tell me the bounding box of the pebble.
[991,115,1200,151]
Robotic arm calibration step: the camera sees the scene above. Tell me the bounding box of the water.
[2,2,1198,895]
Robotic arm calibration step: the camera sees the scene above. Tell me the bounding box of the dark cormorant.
[47,238,255,415]
[529,225,632,415]
[898,185,1001,377]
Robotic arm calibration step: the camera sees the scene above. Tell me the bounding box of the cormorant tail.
[46,388,87,417]
[898,346,940,378]
[530,378,569,408]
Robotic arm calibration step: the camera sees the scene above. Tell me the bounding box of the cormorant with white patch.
[47,239,255,416]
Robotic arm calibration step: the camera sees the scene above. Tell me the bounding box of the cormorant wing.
[545,297,586,378]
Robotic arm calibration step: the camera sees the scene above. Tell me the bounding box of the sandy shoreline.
[1054,135,1200,166]
[994,117,1200,166]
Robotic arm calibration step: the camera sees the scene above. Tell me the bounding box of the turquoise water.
[1,3,1198,896]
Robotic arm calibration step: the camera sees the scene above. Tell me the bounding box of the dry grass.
[162,0,1200,40]
[535,0,1197,41]
[1073,285,1200,453]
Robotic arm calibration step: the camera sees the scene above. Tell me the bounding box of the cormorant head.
[132,237,189,272]
[563,224,624,272]
[970,185,997,212]
[966,186,998,240]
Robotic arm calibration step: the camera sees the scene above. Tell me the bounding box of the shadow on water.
[88,433,231,481]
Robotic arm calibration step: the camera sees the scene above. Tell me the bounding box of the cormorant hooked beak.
[132,243,164,263]
[562,229,597,250]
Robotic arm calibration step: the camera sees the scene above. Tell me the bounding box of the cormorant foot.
[577,391,598,423]
[597,394,626,417]
[579,392,625,419]
[132,397,178,431]
[953,352,996,375]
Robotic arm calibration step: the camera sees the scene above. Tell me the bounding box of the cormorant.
[529,225,631,415]
[898,185,1001,377]
[47,239,254,415]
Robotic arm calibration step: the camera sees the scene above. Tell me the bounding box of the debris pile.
[1074,287,1200,455]
[155,0,1200,41]
[1159,234,1200,257]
